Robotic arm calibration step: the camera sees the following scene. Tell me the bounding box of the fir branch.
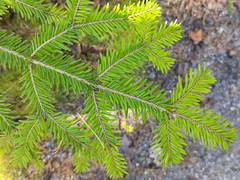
[0,45,28,60]
[11,0,65,22]
[166,119,171,159]
[174,108,237,150]
[29,28,70,58]
[96,21,181,81]
[0,1,237,175]
[29,64,45,112]
[15,0,58,17]
[3,45,230,143]
[82,89,126,177]
[72,0,81,27]
[152,116,187,166]
[1,46,170,115]
[148,48,175,73]
[0,1,8,20]
[77,113,105,149]
[20,117,40,157]
[48,115,86,147]
[92,90,108,143]
[0,97,16,132]
[142,16,150,41]
[150,51,169,68]
[175,112,228,140]
[0,30,29,69]
[92,90,120,177]
[29,20,122,57]
[0,113,11,129]
[73,149,90,173]
[96,45,145,80]
[29,0,81,57]
[29,3,160,58]
[171,65,216,108]
[29,65,91,149]
[172,74,208,107]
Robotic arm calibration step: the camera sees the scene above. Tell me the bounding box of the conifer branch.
[73,148,90,173]
[0,45,31,63]
[96,46,145,80]
[175,112,228,141]
[0,113,12,129]
[29,6,159,58]
[48,115,87,148]
[142,16,150,41]
[150,51,169,67]
[0,96,16,132]
[18,65,45,157]
[30,20,120,57]
[0,1,237,175]
[14,0,59,17]
[72,0,81,27]
[166,119,172,160]
[152,117,187,166]
[28,64,94,152]
[0,1,8,20]
[92,88,124,177]
[172,74,208,107]
[29,28,70,58]
[91,90,117,169]
[1,46,171,114]
[29,64,45,112]
[1,46,231,144]
[128,7,158,19]
[171,65,216,108]
[77,113,105,149]
[96,23,181,80]
[20,118,40,157]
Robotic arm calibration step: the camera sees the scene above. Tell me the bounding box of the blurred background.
[0,0,239,179]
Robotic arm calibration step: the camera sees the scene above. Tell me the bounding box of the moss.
[0,69,31,116]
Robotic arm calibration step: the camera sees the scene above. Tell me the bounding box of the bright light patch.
[0,152,11,180]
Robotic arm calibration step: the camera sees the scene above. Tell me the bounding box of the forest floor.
[1,0,240,179]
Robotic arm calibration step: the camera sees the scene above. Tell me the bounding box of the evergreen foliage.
[0,0,237,178]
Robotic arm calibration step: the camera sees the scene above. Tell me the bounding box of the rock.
[229,49,238,57]
[189,29,203,42]
[120,134,131,154]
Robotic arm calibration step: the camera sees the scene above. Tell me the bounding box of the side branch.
[174,112,228,141]
[15,0,61,18]
[30,28,70,58]
[96,28,179,80]
[72,0,81,27]
[77,113,105,149]
[20,118,40,157]
[30,7,158,57]
[172,74,209,107]
[166,119,172,161]
[28,64,93,151]
[29,18,124,57]
[92,90,120,176]
[20,65,42,156]
[92,89,108,145]
[96,46,145,80]
[29,64,45,111]
[0,113,12,128]
[150,51,169,66]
